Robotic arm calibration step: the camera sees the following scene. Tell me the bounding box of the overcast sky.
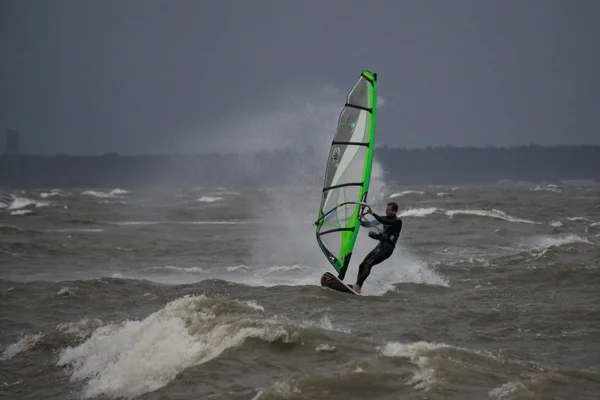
[1,0,598,155]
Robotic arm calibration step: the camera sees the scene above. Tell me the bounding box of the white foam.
[159,266,204,274]
[1,379,23,387]
[114,221,160,226]
[223,265,318,288]
[197,196,223,203]
[380,340,513,391]
[532,186,562,193]
[529,234,593,253]
[56,295,298,399]
[245,300,264,311]
[49,228,105,233]
[40,192,63,198]
[81,190,110,198]
[515,233,595,260]
[58,287,76,296]
[398,207,438,217]
[315,343,336,352]
[445,209,540,224]
[10,209,33,216]
[389,190,425,198]
[1,333,44,361]
[225,265,250,272]
[301,315,351,334]
[566,216,591,222]
[254,380,301,399]
[141,263,321,286]
[362,245,450,296]
[8,197,49,210]
[81,189,128,198]
[489,381,532,399]
[1,319,104,361]
[263,265,309,273]
[549,220,564,227]
[55,319,105,340]
[380,341,445,391]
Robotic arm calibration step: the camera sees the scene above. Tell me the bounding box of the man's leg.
[353,244,394,293]
[338,246,377,288]
[338,246,377,281]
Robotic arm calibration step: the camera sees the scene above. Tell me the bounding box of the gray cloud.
[1,0,598,155]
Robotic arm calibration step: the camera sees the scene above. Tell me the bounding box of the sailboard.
[314,70,378,295]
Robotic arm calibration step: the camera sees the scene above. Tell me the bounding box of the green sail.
[315,70,377,279]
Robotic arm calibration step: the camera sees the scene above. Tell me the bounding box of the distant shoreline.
[2,145,599,189]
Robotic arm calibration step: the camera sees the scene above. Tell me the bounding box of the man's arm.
[360,218,379,228]
[372,213,403,227]
[368,231,382,240]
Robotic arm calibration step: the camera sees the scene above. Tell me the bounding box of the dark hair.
[387,201,398,212]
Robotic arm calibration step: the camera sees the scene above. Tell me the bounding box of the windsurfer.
[348,201,402,294]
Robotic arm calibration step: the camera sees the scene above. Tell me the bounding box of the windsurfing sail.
[314,70,377,280]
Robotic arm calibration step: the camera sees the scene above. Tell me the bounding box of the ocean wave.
[40,191,64,198]
[527,234,594,257]
[7,197,50,211]
[532,186,562,193]
[46,228,105,233]
[146,265,204,274]
[378,340,535,393]
[54,295,347,398]
[489,380,533,399]
[380,341,447,391]
[566,216,591,223]
[445,209,540,224]
[81,189,128,198]
[398,207,438,217]
[1,319,103,361]
[1,333,44,361]
[10,209,33,216]
[389,190,425,198]
[197,196,223,203]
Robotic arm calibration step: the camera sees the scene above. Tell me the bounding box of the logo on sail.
[330,147,341,167]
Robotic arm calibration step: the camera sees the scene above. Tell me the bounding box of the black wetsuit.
[355,213,403,288]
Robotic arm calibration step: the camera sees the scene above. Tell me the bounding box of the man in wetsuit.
[351,201,402,294]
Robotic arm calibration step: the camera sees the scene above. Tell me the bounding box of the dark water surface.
[1,184,599,399]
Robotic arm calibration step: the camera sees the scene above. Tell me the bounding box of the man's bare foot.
[352,284,361,294]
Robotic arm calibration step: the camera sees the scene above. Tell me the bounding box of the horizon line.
[2,143,600,157]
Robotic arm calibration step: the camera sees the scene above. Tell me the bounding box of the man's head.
[385,202,398,217]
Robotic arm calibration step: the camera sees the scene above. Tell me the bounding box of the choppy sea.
[1,181,599,399]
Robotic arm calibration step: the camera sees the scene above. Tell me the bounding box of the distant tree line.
[0,145,598,189]
[375,144,599,185]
